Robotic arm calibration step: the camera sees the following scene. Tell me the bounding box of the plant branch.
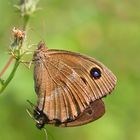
[0,56,13,78]
[0,59,20,94]
[0,0,40,94]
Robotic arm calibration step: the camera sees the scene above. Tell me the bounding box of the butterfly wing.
[47,49,117,98]
[60,99,105,127]
[34,48,116,126]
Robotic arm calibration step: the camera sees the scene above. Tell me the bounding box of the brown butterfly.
[32,42,117,129]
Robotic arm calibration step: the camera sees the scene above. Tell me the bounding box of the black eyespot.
[90,67,101,79]
[87,109,93,115]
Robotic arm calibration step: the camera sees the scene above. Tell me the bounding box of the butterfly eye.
[36,121,45,129]
[90,67,101,79]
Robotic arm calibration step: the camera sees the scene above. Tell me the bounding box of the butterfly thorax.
[33,42,50,62]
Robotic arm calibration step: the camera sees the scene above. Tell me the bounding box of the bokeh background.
[0,0,140,140]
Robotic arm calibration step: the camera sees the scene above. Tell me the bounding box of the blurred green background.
[0,0,140,140]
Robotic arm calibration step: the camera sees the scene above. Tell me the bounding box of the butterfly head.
[33,108,48,129]
[26,100,48,129]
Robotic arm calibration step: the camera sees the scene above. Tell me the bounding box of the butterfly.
[32,42,117,129]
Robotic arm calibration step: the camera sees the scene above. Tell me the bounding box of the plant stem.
[0,59,20,94]
[0,17,30,94]
[0,56,13,78]
[0,0,38,94]
[23,15,30,30]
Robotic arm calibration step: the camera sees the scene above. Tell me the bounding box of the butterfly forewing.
[34,54,92,122]
[46,49,116,98]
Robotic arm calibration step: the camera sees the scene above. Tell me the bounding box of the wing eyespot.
[87,109,93,115]
[90,67,101,79]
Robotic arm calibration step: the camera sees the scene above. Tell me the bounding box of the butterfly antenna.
[30,27,46,43]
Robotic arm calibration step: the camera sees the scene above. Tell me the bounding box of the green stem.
[0,14,30,94]
[0,59,20,94]
[23,15,30,30]
[0,2,32,94]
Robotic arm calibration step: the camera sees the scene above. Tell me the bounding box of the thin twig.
[0,56,14,78]
[0,59,20,94]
